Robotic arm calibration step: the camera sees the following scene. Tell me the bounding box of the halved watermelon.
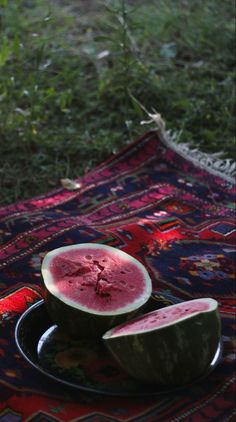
[103,298,221,385]
[41,243,152,338]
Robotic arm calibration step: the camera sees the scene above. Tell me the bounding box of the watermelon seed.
[120,271,126,274]
[85,255,92,260]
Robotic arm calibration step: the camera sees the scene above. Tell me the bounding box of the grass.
[0,0,235,205]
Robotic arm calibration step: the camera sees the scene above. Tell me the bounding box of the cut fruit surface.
[43,244,150,314]
[108,298,212,336]
[41,243,152,337]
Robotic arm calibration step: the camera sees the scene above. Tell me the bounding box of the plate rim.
[15,297,223,397]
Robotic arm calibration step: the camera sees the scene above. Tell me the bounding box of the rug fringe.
[141,111,236,184]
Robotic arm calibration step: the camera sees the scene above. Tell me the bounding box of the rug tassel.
[129,93,235,184]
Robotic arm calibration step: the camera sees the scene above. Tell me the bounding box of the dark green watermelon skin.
[45,291,142,339]
[103,309,221,386]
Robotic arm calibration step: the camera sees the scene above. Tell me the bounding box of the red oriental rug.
[0,129,235,421]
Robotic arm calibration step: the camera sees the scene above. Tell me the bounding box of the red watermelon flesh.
[108,298,212,336]
[44,244,151,314]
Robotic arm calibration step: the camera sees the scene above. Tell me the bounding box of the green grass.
[0,0,235,205]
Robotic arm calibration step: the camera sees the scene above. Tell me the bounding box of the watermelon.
[103,298,221,385]
[41,243,152,338]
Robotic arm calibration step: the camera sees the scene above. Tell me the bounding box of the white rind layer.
[42,243,152,316]
[102,298,218,338]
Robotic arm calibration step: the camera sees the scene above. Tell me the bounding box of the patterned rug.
[0,129,235,421]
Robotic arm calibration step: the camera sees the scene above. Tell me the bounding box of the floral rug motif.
[0,130,235,421]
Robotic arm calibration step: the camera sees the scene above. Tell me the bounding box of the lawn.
[0,0,235,205]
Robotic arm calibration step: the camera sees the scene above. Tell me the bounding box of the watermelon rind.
[103,298,221,385]
[41,243,152,338]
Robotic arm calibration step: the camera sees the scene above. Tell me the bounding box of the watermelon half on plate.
[41,243,152,338]
[103,297,221,385]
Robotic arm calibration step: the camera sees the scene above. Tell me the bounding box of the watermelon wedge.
[103,298,221,385]
[41,243,152,338]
